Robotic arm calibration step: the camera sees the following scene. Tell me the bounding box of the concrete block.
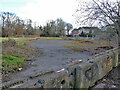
[43,70,69,88]
[73,52,114,88]
[112,49,119,67]
[96,53,113,79]
[118,49,120,64]
[67,65,79,88]
[67,61,84,88]
[76,61,100,88]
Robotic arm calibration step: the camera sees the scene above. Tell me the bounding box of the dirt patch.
[95,46,113,50]
[78,40,94,44]
[2,39,38,60]
[63,39,117,55]
[89,46,114,55]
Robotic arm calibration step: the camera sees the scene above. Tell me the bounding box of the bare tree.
[0,12,16,37]
[75,0,120,47]
[66,23,73,35]
[14,16,26,36]
[26,19,33,35]
[49,20,56,36]
[56,18,66,36]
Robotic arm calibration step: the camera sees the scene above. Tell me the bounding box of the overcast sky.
[0,0,78,27]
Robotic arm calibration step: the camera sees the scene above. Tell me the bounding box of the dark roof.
[72,27,100,32]
[72,29,79,31]
[105,24,115,27]
[78,27,98,30]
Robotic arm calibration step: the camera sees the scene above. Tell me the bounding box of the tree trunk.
[118,22,120,48]
[118,25,120,64]
[118,35,120,64]
[67,30,69,36]
[118,27,120,47]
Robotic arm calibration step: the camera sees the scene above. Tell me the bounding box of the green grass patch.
[1,37,24,42]
[17,39,29,49]
[40,52,44,55]
[2,37,37,49]
[11,53,24,58]
[39,37,63,40]
[2,54,25,73]
[2,37,32,49]
[63,45,84,52]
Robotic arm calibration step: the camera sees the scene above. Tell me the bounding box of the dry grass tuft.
[63,39,117,55]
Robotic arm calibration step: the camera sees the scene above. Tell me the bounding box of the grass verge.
[2,37,39,74]
[2,54,25,73]
[39,37,63,40]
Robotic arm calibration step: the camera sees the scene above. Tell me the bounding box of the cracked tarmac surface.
[3,40,91,84]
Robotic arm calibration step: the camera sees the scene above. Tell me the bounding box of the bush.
[2,39,16,47]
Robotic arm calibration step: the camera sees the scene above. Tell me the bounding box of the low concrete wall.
[2,48,120,89]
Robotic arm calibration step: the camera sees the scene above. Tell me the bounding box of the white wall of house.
[83,29,90,33]
[78,29,90,34]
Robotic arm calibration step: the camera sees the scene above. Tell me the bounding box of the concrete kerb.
[43,70,69,88]
[12,69,69,88]
[66,48,119,88]
[2,70,55,89]
[111,49,119,67]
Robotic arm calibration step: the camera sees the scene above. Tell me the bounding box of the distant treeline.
[0,12,73,37]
